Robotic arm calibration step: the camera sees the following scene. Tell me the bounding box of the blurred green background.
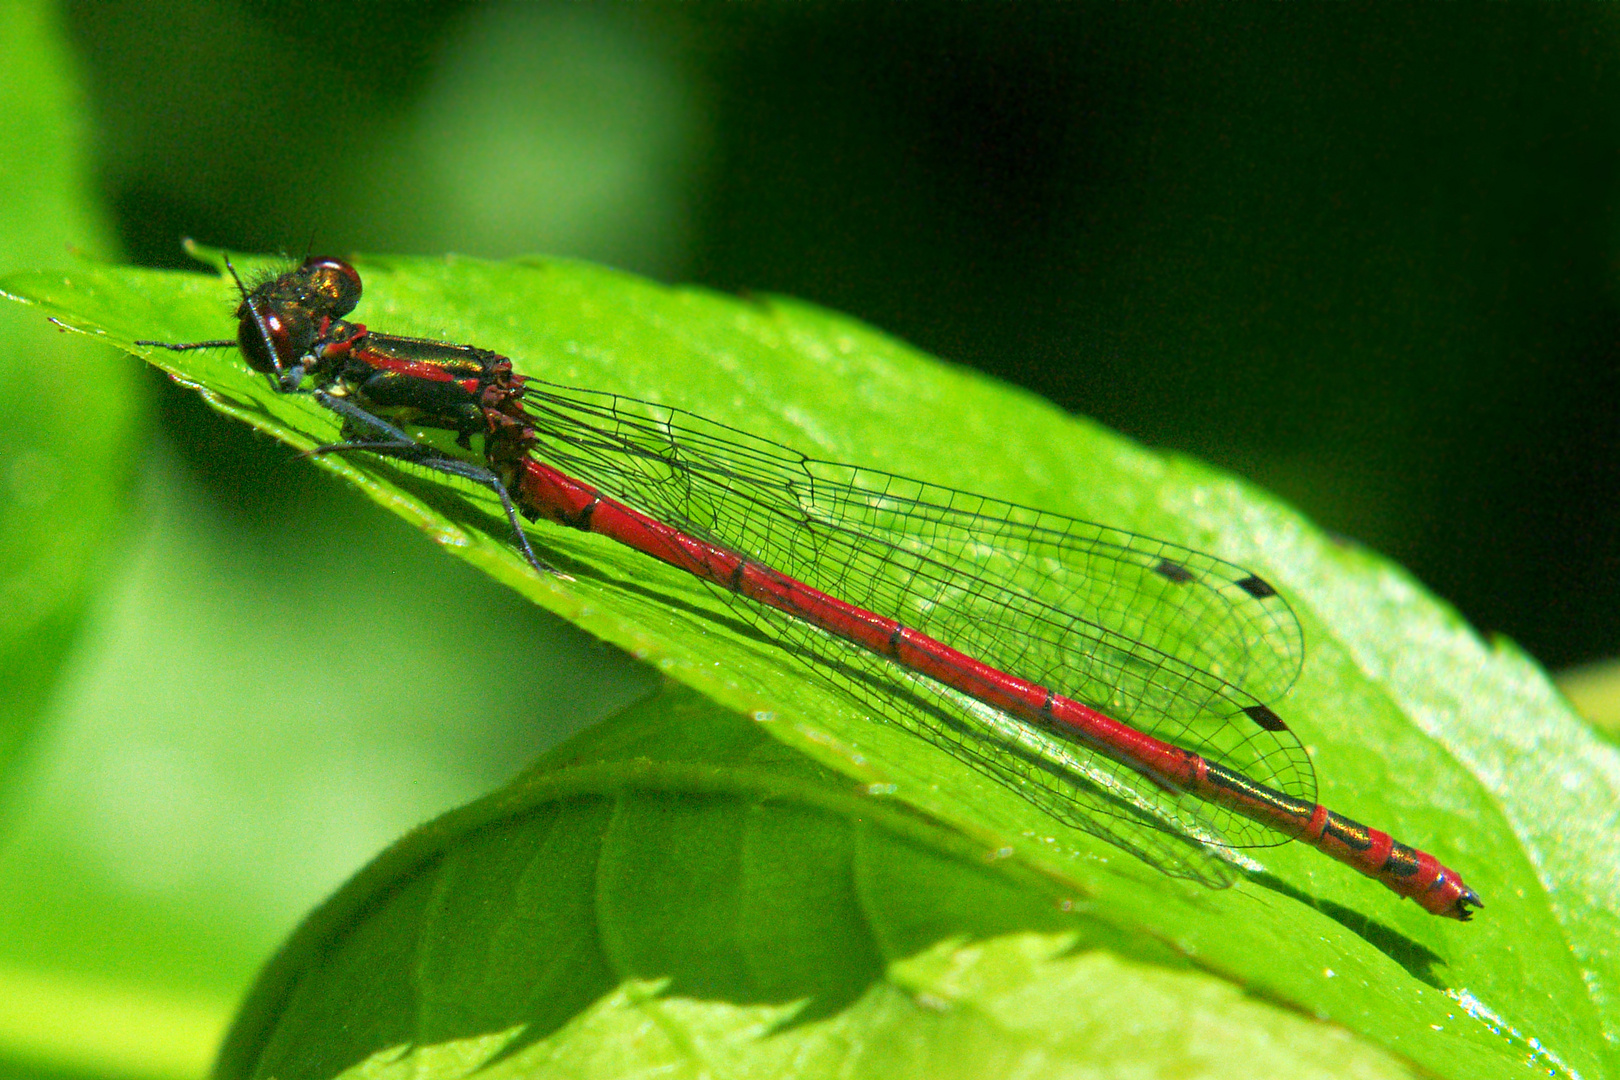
[4,1,1619,1076]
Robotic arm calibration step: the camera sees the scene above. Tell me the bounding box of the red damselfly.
[138,257,1482,920]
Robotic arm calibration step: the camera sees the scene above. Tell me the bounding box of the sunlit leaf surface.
[2,251,1612,1079]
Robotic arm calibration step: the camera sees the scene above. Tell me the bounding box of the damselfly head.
[238,257,362,321]
[228,257,362,377]
[236,294,315,376]
[295,257,362,319]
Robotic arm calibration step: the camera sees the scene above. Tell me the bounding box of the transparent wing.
[522,382,1313,857]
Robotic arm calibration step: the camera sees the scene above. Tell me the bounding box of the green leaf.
[2,251,1612,1078]
[219,683,1425,1080]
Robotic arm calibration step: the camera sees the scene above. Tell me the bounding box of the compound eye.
[300,257,362,318]
[237,299,314,375]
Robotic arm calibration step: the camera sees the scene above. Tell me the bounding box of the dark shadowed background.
[75,0,1620,671]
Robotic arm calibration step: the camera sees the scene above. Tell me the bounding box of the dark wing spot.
[1235,574,1277,599]
[1155,559,1196,584]
[1242,703,1288,731]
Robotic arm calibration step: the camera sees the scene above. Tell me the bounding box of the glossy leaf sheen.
[2,251,1614,1079]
